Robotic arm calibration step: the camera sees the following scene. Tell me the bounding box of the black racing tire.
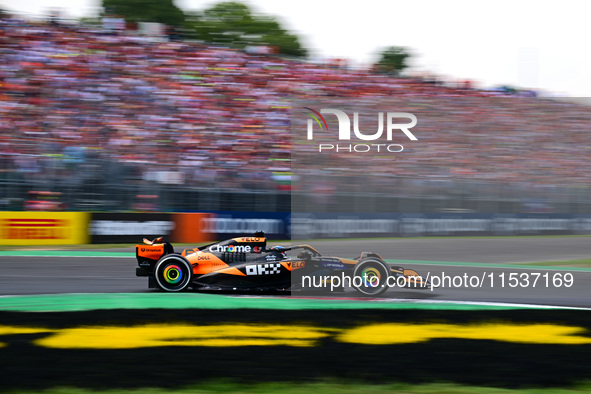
[154,254,192,292]
[352,258,390,296]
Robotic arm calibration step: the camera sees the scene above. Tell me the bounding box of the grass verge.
[6,381,591,394]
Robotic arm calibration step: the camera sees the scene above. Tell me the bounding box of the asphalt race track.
[1,237,590,307]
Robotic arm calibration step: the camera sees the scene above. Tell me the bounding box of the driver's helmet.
[297,250,312,260]
[269,245,287,258]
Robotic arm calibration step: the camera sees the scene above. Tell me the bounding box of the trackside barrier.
[89,213,215,244]
[291,213,591,239]
[90,211,286,244]
[0,212,90,245]
[89,212,287,244]
[3,212,591,245]
[90,213,175,244]
[171,213,215,243]
[199,211,291,240]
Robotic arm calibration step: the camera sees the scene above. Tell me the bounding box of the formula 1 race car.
[135,232,430,296]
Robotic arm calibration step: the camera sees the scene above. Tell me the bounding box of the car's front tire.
[154,254,192,292]
[352,258,390,296]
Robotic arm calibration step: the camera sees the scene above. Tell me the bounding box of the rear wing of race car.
[136,237,175,277]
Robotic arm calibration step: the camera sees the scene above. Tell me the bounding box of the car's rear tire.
[154,254,192,292]
[352,258,390,296]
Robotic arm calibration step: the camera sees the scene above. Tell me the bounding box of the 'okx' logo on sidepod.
[303,107,418,153]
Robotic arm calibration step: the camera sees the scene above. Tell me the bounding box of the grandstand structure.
[1,15,590,213]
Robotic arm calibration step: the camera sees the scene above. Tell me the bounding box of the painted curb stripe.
[2,322,590,349]
[0,293,585,313]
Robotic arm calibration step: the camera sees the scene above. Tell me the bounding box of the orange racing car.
[136,232,430,295]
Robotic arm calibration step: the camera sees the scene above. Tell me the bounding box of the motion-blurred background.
[0,1,590,241]
[2,3,591,392]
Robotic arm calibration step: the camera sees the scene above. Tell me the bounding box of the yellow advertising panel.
[0,212,90,245]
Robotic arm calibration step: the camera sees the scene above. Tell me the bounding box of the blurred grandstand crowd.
[1,14,590,212]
